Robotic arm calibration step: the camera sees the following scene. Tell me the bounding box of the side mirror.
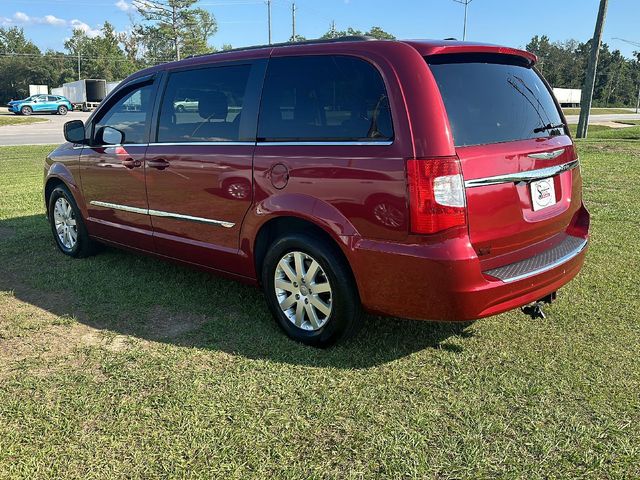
[63,120,86,144]
[100,126,124,145]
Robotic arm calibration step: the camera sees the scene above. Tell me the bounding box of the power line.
[452,0,472,41]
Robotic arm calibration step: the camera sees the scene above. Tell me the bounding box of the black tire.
[57,105,68,115]
[21,106,32,116]
[48,185,98,258]
[262,233,362,347]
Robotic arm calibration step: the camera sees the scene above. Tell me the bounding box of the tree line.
[1,0,638,106]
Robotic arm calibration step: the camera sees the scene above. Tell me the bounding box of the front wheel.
[262,233,362,347]
[57,105,68,115]
[48,185,98,258]
[20,106,32,116]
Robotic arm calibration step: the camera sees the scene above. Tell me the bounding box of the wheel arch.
[251,215,358,291]
[44,169,86,220]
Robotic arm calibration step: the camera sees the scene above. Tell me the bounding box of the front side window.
[258,55,393,142]
[157,64,251,143]
[427,54,564,147]
[93,82,155,145]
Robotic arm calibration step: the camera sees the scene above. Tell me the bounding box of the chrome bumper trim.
[89,201,235,228]
[464,159,579,188]
[484,235,588,283]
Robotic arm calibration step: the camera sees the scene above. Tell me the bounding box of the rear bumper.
[349,207,589,322]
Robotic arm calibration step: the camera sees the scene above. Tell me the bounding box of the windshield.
[427,54,564,147]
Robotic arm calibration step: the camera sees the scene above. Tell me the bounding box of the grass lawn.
[1,141,639,478]
[0,113,48,127]
[568,123,640,141]
[562,107,633,115]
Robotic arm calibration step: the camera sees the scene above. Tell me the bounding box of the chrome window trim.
[464,159,579,188]
[150,141,255,146]
[485,237,588,283]
[89,201,235,228]
[256,140,394,146]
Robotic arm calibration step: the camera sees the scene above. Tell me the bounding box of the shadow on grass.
[0,214,474,369]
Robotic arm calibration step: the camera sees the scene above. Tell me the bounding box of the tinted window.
[428,55,564,147]
[47,96,57,101]
[157,64,251,142]
[94,82,155,145]
[258,56,393,142]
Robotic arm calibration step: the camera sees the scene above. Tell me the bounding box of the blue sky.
[1,0,638,58]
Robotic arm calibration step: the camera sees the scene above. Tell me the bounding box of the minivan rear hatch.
[427,53,583,269]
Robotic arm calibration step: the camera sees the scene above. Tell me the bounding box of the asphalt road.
[1,111,640,147]
[0,111,91,146]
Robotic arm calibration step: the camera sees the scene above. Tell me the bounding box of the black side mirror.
[63,120,86,144]
[100,126,125,145]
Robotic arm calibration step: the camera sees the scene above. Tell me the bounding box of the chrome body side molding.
[464,159,579,188]
[89,201,235,228]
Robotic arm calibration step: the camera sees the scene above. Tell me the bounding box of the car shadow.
[0,214,475,369]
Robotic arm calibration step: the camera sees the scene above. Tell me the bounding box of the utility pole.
[577,0,609,138]
[291,1,296,41]
[612,37,640,113]
[267,0,272,44]
[77,49,81,80]
[452,0,472,41]
[330,20,336,38]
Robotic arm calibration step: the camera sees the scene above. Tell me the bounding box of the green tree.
[0,27,42,101]
[321,25,395,40]
[132,0,217,60]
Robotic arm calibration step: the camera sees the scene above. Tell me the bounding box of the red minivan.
[45,37,589,346]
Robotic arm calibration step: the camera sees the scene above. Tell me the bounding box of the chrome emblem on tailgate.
[527,148,565,160]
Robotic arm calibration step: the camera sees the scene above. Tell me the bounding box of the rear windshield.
[427,54,564,147]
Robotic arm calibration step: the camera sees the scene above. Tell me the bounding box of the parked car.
[173,98,199,112]
[45,37,590,347]
[8,94,72,116]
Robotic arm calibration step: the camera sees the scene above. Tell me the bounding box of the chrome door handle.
[147,158,169,170]
[122,158,141,169]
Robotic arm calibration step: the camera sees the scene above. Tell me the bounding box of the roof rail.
[186,35,377,59]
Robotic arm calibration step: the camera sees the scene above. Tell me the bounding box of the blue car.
[7,94,73,116]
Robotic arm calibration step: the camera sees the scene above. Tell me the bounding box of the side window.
[94,82,155,145]
[157,64,251,143]
[47,96,58,102]
[258,55,393,142]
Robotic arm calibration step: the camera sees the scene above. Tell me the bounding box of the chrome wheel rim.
[53,197,77,250]
[274,251,333,331]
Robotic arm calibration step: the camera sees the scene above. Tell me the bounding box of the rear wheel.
[20,106,32,116]
[57,105,68,115]
[48,185,98,258]
[262,233,362,347]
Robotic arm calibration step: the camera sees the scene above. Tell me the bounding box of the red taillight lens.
[407,157,467,234]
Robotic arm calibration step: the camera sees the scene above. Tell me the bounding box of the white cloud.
[70,19,101,37]
[0,11,101,37]
[115,0,135,12]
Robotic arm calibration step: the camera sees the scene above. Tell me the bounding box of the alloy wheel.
[274,251,333,331]
[53,197,78,250]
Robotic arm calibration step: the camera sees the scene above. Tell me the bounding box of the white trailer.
[553,88,582,107]
[29,84,48,96]
[62,79,107,111]
[106,81,122,96]
[51,87,64,96]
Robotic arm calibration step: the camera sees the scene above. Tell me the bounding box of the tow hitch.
[521,292,557,320]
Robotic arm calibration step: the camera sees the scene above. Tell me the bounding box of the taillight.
[407,156,467,234]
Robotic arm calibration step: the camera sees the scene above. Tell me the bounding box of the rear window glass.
[427,54,564,147]
[258,55,393,142]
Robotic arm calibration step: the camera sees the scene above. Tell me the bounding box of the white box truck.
[29,85,48,96]
[553,88,582,108]
[51,87,64,96]
[63,79,107,111]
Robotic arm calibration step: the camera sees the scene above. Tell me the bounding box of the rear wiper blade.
[533,123,565,133]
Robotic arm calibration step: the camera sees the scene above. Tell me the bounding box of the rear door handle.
[122,158,142,169]
[147,158,170,170]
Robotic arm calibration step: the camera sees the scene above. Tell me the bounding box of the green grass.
[568,123,640,140]
[562,107,633,115]
[1,142,640,478]
[0,114,48,127]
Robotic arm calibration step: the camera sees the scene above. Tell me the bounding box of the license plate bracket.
[530,177,557,211]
